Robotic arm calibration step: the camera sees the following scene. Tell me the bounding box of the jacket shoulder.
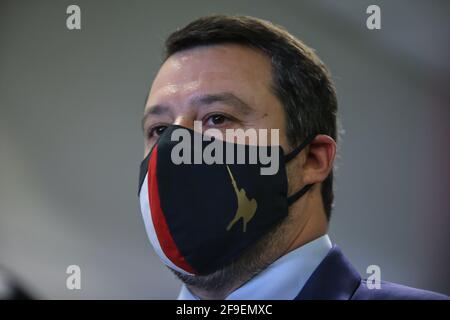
[352,280,449,300]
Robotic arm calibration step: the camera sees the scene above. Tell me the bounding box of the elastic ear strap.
[287,183,313,206]
[284,133,316,163]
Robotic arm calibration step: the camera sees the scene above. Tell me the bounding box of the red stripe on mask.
[148,146,196,274]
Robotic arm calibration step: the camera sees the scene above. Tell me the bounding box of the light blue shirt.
[177,234,332,300]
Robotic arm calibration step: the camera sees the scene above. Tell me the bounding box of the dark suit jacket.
[295,246,448,300]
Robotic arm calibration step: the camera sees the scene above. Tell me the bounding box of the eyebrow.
[190,92,252,115]
[141,92,253,132]
[141,104,172,131]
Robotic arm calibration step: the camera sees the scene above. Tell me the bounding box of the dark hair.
[165,15,338,220]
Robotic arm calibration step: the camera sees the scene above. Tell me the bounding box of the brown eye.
[207,114,227,125]
[149,125,168,138]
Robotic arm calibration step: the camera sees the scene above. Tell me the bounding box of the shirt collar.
[177,234,332,300]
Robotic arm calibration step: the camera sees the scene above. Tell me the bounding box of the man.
[138,15,448,300]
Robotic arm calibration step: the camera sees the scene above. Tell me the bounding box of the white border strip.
[139,175,194,275]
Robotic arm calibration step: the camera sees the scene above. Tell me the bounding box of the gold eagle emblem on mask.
[226,165,258,232]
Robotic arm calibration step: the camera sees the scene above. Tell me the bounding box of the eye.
[205,114,229,126]
[148,125,168,138]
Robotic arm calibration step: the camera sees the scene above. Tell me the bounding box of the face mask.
[138,125,315,275]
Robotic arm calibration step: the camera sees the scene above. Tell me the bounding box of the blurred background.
[0,0,449,299]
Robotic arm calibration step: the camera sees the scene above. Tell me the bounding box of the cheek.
[257,108,289,148]
[143,141,154,157]
[271,109,289,147]
[143,146,150,158]
[285,156,305,194]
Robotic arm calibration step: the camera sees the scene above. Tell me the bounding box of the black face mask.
[138,125,315,275]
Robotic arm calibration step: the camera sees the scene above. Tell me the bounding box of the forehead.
[147,44,273,107]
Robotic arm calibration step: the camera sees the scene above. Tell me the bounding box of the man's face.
[141,44,320,292]
[142,43,289,156]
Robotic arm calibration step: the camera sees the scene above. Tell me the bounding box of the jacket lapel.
[295,245,361,300]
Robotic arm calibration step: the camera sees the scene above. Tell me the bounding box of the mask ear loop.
[284,133,316,162]
[287,184,313,206]
[284,133,316,206]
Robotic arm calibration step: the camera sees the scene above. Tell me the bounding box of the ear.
[302,135,336,185]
